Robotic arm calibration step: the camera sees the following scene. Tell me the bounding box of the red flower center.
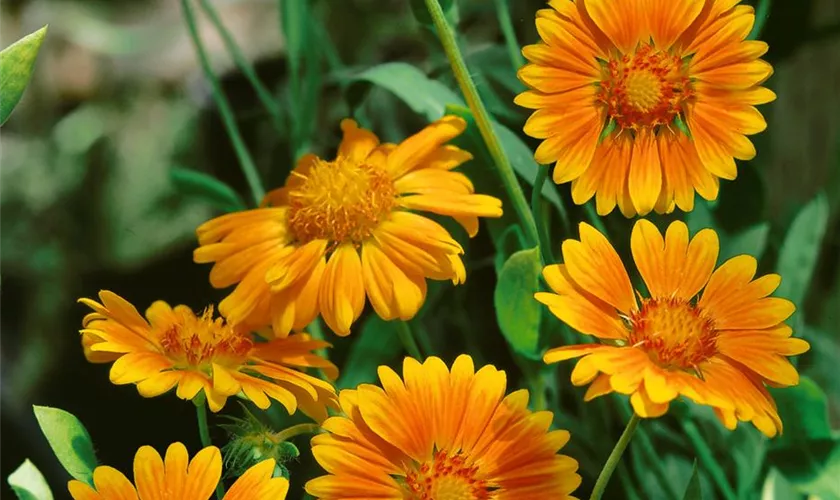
[405,450,492,500]
[597,43,693,132]
[628,298,717,374]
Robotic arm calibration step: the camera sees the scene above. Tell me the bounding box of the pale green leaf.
[494,247,542,359]
[8,460,53,500]
[33,405,98,485]
[0,26,48,125]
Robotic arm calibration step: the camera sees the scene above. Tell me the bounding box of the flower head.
[538,220,810,437]
[194,116,503,336]
[516,0,775,216]
[305,355,581,499]
[67,442,288,500]
[79,290,338,418]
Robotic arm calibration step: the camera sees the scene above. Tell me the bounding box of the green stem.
[616,399,681,499]
[590,413,641,500]
[195,402,225,500]
[181,0,265,206]
[423,0,540,248]
[493,0,524,70]
[748,0,772,40]
[681,418,737,500]
[273,422,321,443]
[396,321,423,360]
[197,0,282,130]
[583,202,608,235]
[532,165,555,265]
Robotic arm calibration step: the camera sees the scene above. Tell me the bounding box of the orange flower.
[194,116,502,336]
[305,355,581,499]
[79,290,338,418]
[67,442,288,500]
[516,0,774,216]
[538,220,809,437]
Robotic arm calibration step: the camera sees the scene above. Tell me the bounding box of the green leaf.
[768,438,840,499]
[681,461,702,500]
[170,167,247,213]
[409,0,457,27]
[770,376,831,448]
[494,247,542,360]
[0,26,48,125]
[8,460,53,500]
[493,224,525,272]
[337,315,403,389]
[761,468,802,500]
[775,192,829,308]
[33,405,98,485]
[720,222,770,262]
[345,64,564,213]
[349,62,463,122]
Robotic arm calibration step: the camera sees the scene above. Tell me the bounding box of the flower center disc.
[158,307,253,369]
[405,451,491,500]
[597,43,693,131]
[286,157,397,244]
[628,298,717,372]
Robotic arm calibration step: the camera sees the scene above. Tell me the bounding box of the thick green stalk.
[682,418,737,500]
[195,401,225,499]
[181,0,265,205]
[396,321,423,360]
[423,0,539,247]
[532,165,555,265]
[590,414,641,500]
[197,0,283,130]
[273,423,321,443]
[493,0,524,70]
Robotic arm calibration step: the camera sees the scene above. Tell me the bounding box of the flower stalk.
[181,0,265,205]
[590,413,641,500]
[423,0,540,248]
[195,399,225,499]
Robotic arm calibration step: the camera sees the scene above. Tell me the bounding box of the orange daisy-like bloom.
[79,290,338,418]
[305,355,581,499]
[68,442,288,500]
[516,0,775,216]
[194,116,503,336]
[537,220,810,437]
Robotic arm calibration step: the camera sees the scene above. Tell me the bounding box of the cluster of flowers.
[68,1,808,499]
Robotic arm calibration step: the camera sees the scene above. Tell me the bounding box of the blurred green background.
[1,0,839,498]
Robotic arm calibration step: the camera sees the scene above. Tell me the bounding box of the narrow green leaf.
[748,0,772,40]
[33,405,98,485]
[170,167,247,213]
[337,315,403,389]
[8,460,54,500]
[775,192,829,307]
[682,461,702,500]
[494,247,542,360]
[0,26,48,125]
